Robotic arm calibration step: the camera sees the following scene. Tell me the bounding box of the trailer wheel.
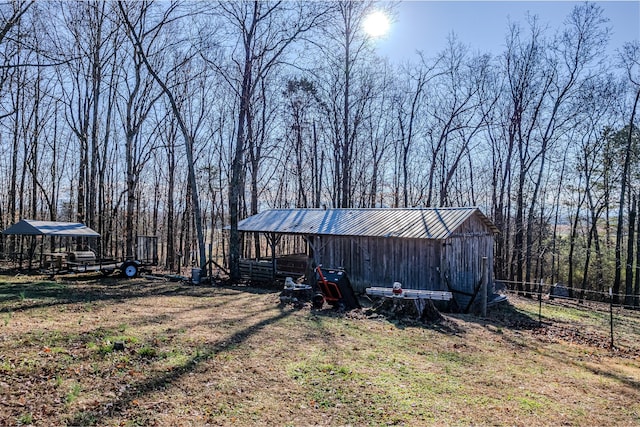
[122,262,139,278]
[312,293,325,309]
[100,268,115,276]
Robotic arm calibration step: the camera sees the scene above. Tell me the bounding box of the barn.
[237,207,499,311]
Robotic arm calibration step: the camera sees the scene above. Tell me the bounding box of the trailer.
[51,251,147,277]
[2,220,157,278]
[43,250,153,278]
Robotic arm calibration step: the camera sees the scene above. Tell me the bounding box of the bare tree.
[393,55,434,207]
[283,77,322,208]
[117,2,163,259]
[319,1,382,208]
[504,4,609,292]
[361,60,395,208]
[53,0,119,254]
[615,40,640,303]
[425,40,495,207]
[570,75,620,301]
[0,0,34,94]
[117,0,208,270]
[210,0,328,279]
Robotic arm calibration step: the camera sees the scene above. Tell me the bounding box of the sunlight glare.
[363,10,390,38]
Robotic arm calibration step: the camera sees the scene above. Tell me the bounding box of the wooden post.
[609,287,614,349]
[481,257,488,317]
[538,279,543,326]
[209,242,213,278]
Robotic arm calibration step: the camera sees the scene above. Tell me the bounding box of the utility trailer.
[65,236,158,278]
[61,252,149,278]
[1,220,158,278]
[47,251,154,278]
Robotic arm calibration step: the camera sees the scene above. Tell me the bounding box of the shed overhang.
[237,207,498,240]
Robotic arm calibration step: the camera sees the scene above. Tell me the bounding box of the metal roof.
[2,219,100,237]
[237,208,498,240]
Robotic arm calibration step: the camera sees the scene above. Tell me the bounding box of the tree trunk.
[166,140,175,271]
[118,2,207,271]
[229,53,252,279]
[624,196,636,306]
[635,195,640,307]
[613,88,640,303]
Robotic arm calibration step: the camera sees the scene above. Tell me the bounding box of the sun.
[363,10,390,38]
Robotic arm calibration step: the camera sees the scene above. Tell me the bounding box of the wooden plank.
[366,287,452,301]
[239,260,274,281]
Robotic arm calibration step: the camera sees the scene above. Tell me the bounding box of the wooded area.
[0,1,638,304]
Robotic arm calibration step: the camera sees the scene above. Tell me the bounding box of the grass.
[0,271,639,425]
[65,383,82,404]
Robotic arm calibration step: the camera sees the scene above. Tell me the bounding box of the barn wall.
[313,213,495,302]
[315,235,444,293]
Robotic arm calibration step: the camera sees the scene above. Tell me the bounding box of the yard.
[0,273,639,426]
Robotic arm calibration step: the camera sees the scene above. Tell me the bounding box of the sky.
[374,1,640,62]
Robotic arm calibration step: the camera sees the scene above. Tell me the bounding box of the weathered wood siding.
[441,215,495,310]
[313,213,494,299]
[314,235,444,293]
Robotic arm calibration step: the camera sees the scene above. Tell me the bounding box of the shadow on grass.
[576,359,640,391]
[475,300,640,391]
[65,307,292,426]
[475,300,545,330]
[0,272,280,314]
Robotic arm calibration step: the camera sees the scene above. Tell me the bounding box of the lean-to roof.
[237,207,498,240]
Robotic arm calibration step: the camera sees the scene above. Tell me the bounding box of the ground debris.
[364,296,444,324]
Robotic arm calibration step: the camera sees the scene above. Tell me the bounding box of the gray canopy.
[2,219,100,237]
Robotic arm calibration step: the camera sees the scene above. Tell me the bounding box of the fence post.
[538,279,543,326]
[609,287,614,349]
[481,257,488,317]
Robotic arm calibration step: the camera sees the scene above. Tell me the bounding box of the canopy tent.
[2,219,100,237]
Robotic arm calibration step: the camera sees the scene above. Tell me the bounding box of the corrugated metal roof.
[2,219,100,237]
[237,208,498,240]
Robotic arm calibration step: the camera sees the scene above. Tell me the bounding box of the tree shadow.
[575,359,640,391]
[0,281,157,313]
[65,306,293,426]
[466,299,546,330]
[0,273,282,313]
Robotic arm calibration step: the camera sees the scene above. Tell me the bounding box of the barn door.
[441,237,480,312]
[440,239,457,309]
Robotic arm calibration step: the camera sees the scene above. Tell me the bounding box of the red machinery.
[314,265,361,310]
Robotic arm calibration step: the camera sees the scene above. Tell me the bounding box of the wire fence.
[496,279,640,352]
[497,279,639,307]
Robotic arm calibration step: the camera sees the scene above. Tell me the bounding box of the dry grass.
[0,272,639,426]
